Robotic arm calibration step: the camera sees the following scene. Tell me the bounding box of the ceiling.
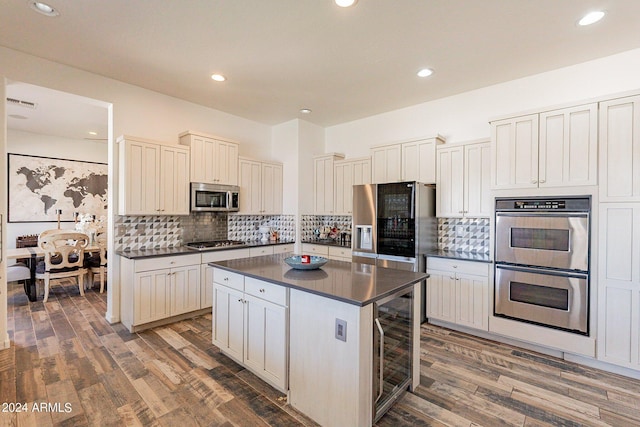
[2,0,640,138]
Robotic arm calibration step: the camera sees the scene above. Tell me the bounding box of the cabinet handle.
[259,289,265,293]
[238,298,243,303]
[531,179,538,184]
[539,179,546,184]
[449,276,456,280]
[452,265,457,268]
[224,277,229,281]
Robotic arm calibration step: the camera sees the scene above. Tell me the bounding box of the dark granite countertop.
[116,240,296,260]
[301,239,352,248]
[211,253,428,307]
[425,249,492,263]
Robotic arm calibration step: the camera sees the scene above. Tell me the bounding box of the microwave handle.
[226,191,231,209]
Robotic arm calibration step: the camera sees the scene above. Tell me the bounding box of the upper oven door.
[495,213,589,272]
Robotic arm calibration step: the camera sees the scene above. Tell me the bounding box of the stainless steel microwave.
[190,183,239,212]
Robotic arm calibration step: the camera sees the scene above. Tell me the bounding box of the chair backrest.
[38,231,89,270]
[94,230,108,266]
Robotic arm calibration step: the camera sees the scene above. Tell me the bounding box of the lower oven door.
[494,264,589,335]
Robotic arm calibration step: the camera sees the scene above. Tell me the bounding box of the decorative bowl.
[284,255,328,270]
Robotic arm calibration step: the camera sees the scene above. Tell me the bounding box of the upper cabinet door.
[491,114,539,189]
[179,132,239,185]
[371,144,401,183]
[119,138,160,215]
[600,95,640,202]
[159,145,190,215]
[401,137,443,183]
[464,141,492,217]
[539,103,597,188]
[238,158,262,214]
[436,146,464,217]
[314,154,344,214]
[261,162,283,215]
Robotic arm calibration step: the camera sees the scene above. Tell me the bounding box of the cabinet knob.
[452,265,457,268]
[238,298,243,302]
[224,277,229,281]
[449,276,456,280]
[259,289,265,293]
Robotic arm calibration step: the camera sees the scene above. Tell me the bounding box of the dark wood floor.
[2,279,640,426]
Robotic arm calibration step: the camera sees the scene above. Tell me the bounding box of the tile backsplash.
[115,215,182,251]
[228,214,296,242]
[437,217,490,254]
[300,215,352,241]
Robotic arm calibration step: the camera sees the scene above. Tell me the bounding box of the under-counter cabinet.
[120,253,201,332]
[436,140,491,217]
[328,246,352,261]
[238,157,283,215]
[301,243,330,257]
[426,257,489,331]
[334,156,371,215]
[179,131,239,185]
[201,248,251,309]
[491,103,597,190]
[118,135,190,215]
[212,268,288,392]
[599,95,640,202]
[598,203,640,370]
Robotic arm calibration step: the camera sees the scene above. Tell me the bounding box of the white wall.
[5,129,108,249]
[325,48,640,156]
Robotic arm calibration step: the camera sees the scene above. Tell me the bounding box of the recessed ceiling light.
[417,68,434,78]
[578,11,605,26]
[29,1,59,17]
[88,131,98,136]
[300,108,312,114]
[335,0,358,7]
[211,74,226,82]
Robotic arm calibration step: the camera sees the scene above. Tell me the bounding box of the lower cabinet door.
[171,265,201,315]
[244,294,288,390]
[426,271,456,323]
[456,273,489,331]
[134,269,171,325]
[212,283,245,362]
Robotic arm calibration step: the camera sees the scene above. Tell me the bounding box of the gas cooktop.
[185,240,246,251]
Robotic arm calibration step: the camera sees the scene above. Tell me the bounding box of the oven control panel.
[496,197,590,212]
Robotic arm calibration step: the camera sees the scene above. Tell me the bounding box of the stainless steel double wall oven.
[494,196,591,335]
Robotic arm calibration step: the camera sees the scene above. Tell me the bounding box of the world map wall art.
[8,153,108,223]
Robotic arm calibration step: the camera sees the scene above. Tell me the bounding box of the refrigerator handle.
[410,183,416,219]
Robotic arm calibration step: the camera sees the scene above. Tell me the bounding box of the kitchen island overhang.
[209,253,428,426]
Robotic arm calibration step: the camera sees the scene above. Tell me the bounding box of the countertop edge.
[116,240,296,259]
[210,259,428,307]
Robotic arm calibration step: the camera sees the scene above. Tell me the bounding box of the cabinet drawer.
[213,267,244,292]
[272,244,295,254]
[328,246,351,259]
[135,253,201,273]
[301,244,330,256]
[250,246,274,257]
[202,248,251,263]
[245,277,287,306]
[426,257,489,277]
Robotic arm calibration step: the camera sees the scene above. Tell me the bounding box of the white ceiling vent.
[6,97,38,109]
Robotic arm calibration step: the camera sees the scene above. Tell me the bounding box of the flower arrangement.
[75,213,106,243]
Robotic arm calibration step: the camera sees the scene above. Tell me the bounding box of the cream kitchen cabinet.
[118,135,190,215]
[238,157,283,214]
[328,246,352,261]
[334,156,371,215]
[212,268,288,392]
[597,203,640,370]
[436,140,491,218]
[401,136,444,183]
[273,243,295,254]
[120,253,201,332]
[314,153,345,214]
[491,103,597,190]
[599,95,640,202]
[371,144,401,184]
[179,131,239,185]
[426,257,489,331]
[201,248,251,309]
[301,243,330,257]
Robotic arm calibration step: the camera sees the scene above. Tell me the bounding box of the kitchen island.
[210,253,428,426]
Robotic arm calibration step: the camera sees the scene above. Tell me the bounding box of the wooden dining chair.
[85,230,107,293]
[36,230,89,302]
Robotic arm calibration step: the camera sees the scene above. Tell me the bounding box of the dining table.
[6,244,99,301]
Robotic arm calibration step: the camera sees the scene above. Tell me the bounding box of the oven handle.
[495,263,588,279]
[495,212,589,218]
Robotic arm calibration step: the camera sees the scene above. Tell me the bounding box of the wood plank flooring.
[2,279,640,426]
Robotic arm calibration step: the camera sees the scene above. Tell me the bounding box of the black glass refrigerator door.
[373,288,413,422]
[377,182,415,257]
